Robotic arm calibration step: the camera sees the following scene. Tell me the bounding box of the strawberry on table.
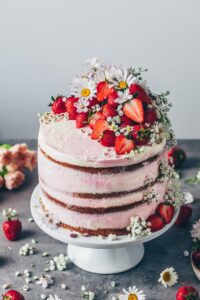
[192,251,200,265]
[129,83,151,103]
[175,205,192,226]
[168,146,186,168]
[3,219,22,241]
[123,98,144,123]
[3,290,25,300]
[89,112,103,129]
[147,214,164,232]
[157,203,175,224]
[102,103,117,118]
[65,96,78,120]
[91,119,109,139]
[51,96,66,114]
[76,112,89,128]
[115,135,135,155]
[100,130,116,147]
[176,286,199,300]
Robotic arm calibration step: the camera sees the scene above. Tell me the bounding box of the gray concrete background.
[0,0,200,140]
[0,139,200,299]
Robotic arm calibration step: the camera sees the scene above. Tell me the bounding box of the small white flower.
[111,281,116,288]
[115,89,132,105]
[61,283,67,290]
[28,217,34,223]
[84,57,103,70]
[47,295,62,300]
[183,250,189,257]
[2,208,17,218]
[119,285,146,300]
[191,219,200,242]
[81,285,95,299]
[74,98,90,113]
[22,285,30,291]
[36,275,54,289]
[108,234,118,241]
[41,294,47,299]
[2,283,11,290]
[183,192,194,204]
[158,267,178,287]
[112,68,136,89]
[15,271,21,277]
[49,254,70,271]
[196,170,200,180]
[71,77,96,101]
[127,216,151,240]
[19,243,35,256]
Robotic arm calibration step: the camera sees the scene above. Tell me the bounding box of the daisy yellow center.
[128,294,138,300]
[162,271,171,282]
[118,81,127,89]
[81,88,91,97]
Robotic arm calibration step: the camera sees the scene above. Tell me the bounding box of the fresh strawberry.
[147,214,164,232]
[100,130,116,147]
[76,112,89,128]
[145,108,157,124]
[102,103,117,118]
[123,98,144,123]
[168,146,186,168]
[97,81,113,102]
[88,97,98,108]
[91,119,109,139]
[65,96,78,120]
[157,203,174,224]
[120,115,135,127]
[129,83,151,103]
[89,112,103,129]
[3,219,22,241]
[132,124,150,145]
[107,90,118,107]
[175,205,192,226]
[51,96,66,114]
[115,135,135,155]
[3,290,25,300]
[176,286,199,300]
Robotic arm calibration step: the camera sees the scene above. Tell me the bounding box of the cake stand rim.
[31,184,180,249]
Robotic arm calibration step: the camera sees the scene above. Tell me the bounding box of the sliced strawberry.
[145,108,157,124]
[100,130,116,147]
[157,203,174,224]
[88,97,98,108]
[52,96,66,114]
[65,96,78,120]
[123,98,144,123]
[132,124,150,145]
[115,135,135,155]
[76,112,89,128]
[175,205,192,226]
[89,112,103,129]
[107,90,118,107]
[91,119,109,139]
[102,103,117,118]
[120,115,135,127]
[97,81,113,102]
[147,214,164,232]
[129,83,151,103]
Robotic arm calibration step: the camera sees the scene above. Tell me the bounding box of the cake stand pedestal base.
[68,243,144,274]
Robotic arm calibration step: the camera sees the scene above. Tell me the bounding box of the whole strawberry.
[51,96,66,114]
[2,210,22,241]
[3,290,25,300]
[176,286,199,300]
[168,146,186,168]
[175,205,192,226]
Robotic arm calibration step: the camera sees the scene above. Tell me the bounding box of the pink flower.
[4,171,25,190]
[10,143,28,168]
[24,150,37,171]
[0,148,12,166]
[0,175,4,188]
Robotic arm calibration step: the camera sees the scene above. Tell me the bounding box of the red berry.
[89,112,103,129]
[3,219,22,241]
[76,112,89,129]
[97,81,113,102]
[147,214,164,232]
[115,135,135,155]
[192,251,200,264]
[102,103,117,118]
[129,83,151,104]
[123,98,144,123]
[88,97,98,108]
[65,97,78,120]
[176,286,199,300]
[168,146,186,168]
[91,119,109,139]
[100,130,116,147]
[3,290,25,300]
[107,90,118,107]
[132,124,150,145]
[52,96,66,114]
[157,203,175,224]
[175,205,192,226]
[120,115,135,127]
[145,108,157,124]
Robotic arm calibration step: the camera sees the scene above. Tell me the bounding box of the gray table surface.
[0,139,200,300]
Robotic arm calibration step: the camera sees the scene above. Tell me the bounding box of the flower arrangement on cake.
[37,58,183,238]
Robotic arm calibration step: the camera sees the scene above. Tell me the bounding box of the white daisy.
[115,89,132,105]
[74,98,90,113]
[84,57,103,70]
[36,275,54,289]
[191,219,200,242]
[71,77,96,101]
[112,68,136,90]
[158,267,178,287]
[119,286,146,300]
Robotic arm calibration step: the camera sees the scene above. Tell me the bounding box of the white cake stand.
[30,185,179,274]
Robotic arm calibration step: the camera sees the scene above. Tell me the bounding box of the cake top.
[39,58,176,158]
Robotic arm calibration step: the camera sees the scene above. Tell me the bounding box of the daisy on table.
[158,267,178,287]
[113,286,146,300]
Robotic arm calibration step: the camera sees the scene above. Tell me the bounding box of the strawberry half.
[65,96,78,120]
[91,119,109,139]
[123,98,144,123]
[129,83,151,104]
[100,130,116,147]
[102,103,117,118]
[115,135,135,155]
[76,112,89,128]
[89,112,103,129]
[157,203,174,224]
[88,97,98,108]
[97,81,113,102]
[3,290,25,300]
[175,205,192,226]
[52,96,66,114]
[147,214,164,232]
[107,90,118,107]
[145,108,157,124]
[120,115,135,127]
[3,219,22,241]
[176,286,199,300]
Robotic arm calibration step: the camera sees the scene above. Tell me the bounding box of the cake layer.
[39,119,166,168]
[38,147,166,194]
